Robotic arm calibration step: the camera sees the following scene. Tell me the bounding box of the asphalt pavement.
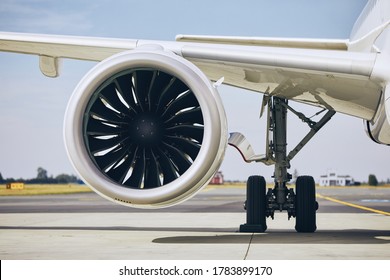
[0,186,389,259]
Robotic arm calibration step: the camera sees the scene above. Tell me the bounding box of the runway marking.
[316,194,390,216]
[360,199,390,203]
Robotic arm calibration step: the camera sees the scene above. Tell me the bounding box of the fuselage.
[350,0,390,54]
[350,0,390,145]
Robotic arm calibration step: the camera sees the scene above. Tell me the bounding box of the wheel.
[240,175,267,232]
[295,176,317,232]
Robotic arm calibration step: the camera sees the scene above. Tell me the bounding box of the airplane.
[0,0,389,233]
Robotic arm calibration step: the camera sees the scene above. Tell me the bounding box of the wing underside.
[0,32,383,120]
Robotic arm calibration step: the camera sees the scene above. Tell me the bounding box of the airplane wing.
[0,31,383,121]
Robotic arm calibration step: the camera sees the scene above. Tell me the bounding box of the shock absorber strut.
[267,97,294,217]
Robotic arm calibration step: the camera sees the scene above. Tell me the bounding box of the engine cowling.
[64,48,227,208]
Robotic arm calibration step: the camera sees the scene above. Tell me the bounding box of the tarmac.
[1,185,390,260]
[1,211,389,260]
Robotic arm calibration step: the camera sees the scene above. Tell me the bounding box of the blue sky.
[1,0,388,183]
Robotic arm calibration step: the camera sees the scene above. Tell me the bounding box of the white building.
[319,171,354,186]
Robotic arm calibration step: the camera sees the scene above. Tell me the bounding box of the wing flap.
[179,43,375,76]
[176,44,381,120]
[176,34,349,51]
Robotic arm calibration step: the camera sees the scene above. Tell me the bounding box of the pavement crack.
[243,233,254,260]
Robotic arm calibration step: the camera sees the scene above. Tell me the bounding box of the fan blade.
[94,145,128,171]
[162,91,198,119]
[134,70,154,112]
[115,73,140,114]
[87,135,122,154]
[166,125,204,143]
[106,146,138,184]
[164,107,203,125]
[83,68,208,191]
[143,149,161,188]
[157,78,189,112]
[100,83,132,116]
[124,148,146,188]
[148,71,173,112]
[155,148,178,185]
[86,117,126,136]
[89,97,124,123]
[165,136,201,161]
[163,143,192,175]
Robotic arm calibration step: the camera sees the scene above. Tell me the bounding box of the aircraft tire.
[295,176,317,232]
[240,175,267,232]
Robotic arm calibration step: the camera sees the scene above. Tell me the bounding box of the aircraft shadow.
[1,225,389,244]
[153,230,390,245]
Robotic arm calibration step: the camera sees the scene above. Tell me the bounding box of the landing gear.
[240,174,317,233]
[230,96,335,233]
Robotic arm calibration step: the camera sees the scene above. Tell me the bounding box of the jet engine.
[64,48,227,208]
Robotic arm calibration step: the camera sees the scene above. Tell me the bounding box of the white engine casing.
[64,49,227,208]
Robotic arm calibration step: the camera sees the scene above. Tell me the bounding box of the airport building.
[319,171,354,186]
[210,171,224,185]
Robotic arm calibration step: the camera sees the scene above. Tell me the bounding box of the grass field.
[1,182,389,196]
[0,184,92,196]
[0,183,247,196]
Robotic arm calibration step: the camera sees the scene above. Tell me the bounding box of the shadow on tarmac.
[153,230,390,244]
[1,225,389,244]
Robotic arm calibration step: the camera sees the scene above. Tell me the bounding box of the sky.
[0,0,388,183]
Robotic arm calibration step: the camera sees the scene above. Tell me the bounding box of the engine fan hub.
[131,115,163,146]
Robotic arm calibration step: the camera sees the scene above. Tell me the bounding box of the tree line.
[0,168,387,186]
[0,167,82,184]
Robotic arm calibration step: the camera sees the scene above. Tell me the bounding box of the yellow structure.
[6,182,24,190]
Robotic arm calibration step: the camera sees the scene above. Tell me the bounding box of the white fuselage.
[350,0,390,53]
[349,0,390,144]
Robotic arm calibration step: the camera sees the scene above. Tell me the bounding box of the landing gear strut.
[234,96,335,233]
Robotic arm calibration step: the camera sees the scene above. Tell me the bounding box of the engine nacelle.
[64,48,227,208]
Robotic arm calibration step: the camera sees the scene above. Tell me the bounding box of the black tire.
[240,175,267,232]
[295,176,317,233]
